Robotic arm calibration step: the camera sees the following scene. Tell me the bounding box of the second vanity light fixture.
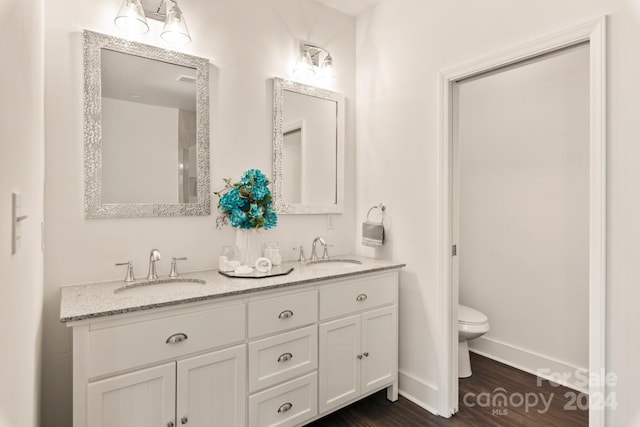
[293,43,333,83]
[114,0,192,45]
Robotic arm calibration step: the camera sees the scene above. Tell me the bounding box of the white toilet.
[458,304,490,378]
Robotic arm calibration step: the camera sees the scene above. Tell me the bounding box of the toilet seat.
[458,304,488,325]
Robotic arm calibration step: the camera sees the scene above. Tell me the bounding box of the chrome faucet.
[169,257,187,277]
[297,246,306,263]
[310,237,329,261]
[146,249,162,280]
[115,261,135,282]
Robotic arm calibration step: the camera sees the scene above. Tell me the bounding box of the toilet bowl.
[458,304,490,378]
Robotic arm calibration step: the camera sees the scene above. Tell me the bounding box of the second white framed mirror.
[272,77,345,214]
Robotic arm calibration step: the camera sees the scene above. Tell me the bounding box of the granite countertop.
[60,255,405,323]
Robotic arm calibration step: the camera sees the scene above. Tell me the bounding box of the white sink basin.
[115,278,206,297]
[307,259,363,269]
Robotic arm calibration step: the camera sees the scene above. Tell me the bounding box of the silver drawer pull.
[277,402,293,413]
[356,293,368,302]
[181,416,188,424]
[278,310,294,319]
[277,352,293,363]
[166,333,188,344]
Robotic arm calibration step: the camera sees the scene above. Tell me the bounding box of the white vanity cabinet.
[65,264,401,427]
[72,302,247,427]
[87,344,246,427]
[87,362,176,427]
[247,290,319,427]
[318,275,398,414]
[176,345,247,426]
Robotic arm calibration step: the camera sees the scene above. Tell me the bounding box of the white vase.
[235,228,263,267]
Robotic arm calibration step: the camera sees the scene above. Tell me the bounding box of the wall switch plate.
[11,192,28,255]
[326,214,335,230]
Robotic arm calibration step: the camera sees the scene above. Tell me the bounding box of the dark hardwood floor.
[308,353,588,426]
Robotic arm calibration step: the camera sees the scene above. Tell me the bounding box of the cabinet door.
[361,306,397,394]
[87,362,175,427]
[318,314,361,413]
[176,344,246,427]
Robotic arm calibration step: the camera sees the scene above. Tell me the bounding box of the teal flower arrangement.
[215,169,278,229]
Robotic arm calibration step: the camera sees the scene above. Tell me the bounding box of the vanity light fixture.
[318,53,333,81]
[293,49,315,81]
[292,43,334,83]
[114,0,149,34]
[160,0,191,45]
[114,0,192,46]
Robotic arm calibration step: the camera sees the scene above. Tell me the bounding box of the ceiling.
[101,49,197,111]
[314,0,383,17]
[142,0,381,19]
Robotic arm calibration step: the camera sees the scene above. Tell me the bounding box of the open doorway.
[437,18,606,426]
[454,41,589,423]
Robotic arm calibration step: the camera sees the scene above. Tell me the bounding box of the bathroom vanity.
[60,256,404,427]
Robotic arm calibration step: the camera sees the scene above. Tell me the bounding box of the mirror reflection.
[273,78,345,214]
[101,49,198,204]
[83,30,210,218]
[281,91,337,205]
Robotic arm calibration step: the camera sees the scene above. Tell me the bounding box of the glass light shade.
[161,1,192,45]
[114,0,149,34]
[293,51,315,81]
[318,54,333,80]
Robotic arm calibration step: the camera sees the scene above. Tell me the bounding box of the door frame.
[436,17,606,425]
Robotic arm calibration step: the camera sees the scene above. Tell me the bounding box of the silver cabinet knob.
[167,422,174,427]
[363,352,369,357]
[277,352,293,363]
[277,402,293,413]
[357,354,363,360]
[278,310,294,319]
[356,293,368,302]
[181,416,188,424]
[166,333,188,344]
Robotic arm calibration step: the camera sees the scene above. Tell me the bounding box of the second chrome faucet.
[310,237,330,261]
[147,248,162,280]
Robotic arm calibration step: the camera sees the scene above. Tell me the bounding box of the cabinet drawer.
[248,372,318,427]
[88,304,245,378]
[319,275,397,320]
[248,290,317,338]
[249,325,317,392]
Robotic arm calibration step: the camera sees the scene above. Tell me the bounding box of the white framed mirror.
[272,77,345,214]
[83,30,210,218]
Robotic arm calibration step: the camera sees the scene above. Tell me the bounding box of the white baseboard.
[469,336,589,393]
[398,370,440,415]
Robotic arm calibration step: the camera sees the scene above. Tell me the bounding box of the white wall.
[457,45,589,384]
[0,0,44,426]
[356,0,640,424]
[42,1,355,426]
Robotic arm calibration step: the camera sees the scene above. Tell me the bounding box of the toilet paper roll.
[254,257,272,273]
